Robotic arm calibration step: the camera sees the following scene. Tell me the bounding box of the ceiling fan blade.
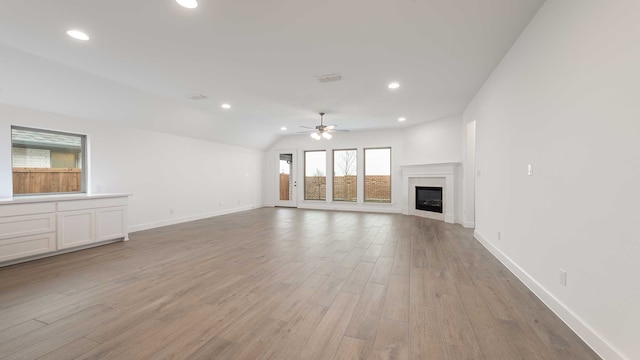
[299,113,346,135]
[328,129,349,132]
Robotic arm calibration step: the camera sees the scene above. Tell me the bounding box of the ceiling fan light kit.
[301,112,347,140]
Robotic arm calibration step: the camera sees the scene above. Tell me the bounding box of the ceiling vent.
[187,94,208,100]
[316,73,342,83]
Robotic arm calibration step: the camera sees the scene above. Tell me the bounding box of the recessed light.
[66,30,90,41]
[221,103,231,109]
[388,82,400,89]
[398,117,406,122]
[176,0,198,9]
[280,127,287,131]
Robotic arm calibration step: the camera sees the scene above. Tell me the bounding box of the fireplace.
[415,186,443,213]
[401,163,458,223]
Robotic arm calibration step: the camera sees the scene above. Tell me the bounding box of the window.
[333,149,357,202]
[11,126,86,195]
[279,154,292,201]
[364,147,391,203]
[304,150,326,200]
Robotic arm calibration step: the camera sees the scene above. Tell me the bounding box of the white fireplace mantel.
[400,162,460,223]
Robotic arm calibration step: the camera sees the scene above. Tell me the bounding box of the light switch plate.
[527,164,533,176]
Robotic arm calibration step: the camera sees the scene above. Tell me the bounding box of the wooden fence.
[279,173,290,200]
[305,175,391,202]
[13,168,82,194]
[304,176,327,201]
[333,175,357,201]
[279,174,391,202]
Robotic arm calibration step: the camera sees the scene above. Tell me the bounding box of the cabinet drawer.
[0,213,56,240]
[0,232,56,262]
[0,202,56,217]
[57,197,128,212]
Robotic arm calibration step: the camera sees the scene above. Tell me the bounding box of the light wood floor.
[0,208,600,360]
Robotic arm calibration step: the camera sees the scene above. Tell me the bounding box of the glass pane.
[364,148,391,203]
[305,151,326,200]
[279,154,292,201]
[333,149,357,202]
[11,127,85,195]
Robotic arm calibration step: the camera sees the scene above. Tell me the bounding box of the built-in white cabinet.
[56,196,128,250]
[0,194,129,265]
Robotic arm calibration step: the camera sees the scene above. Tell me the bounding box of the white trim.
[297,201,401,214]
[463,221,475,228]
[474,230,628,360]
[128,204,261,233]
[274,150,298,208]
[0,238,121,268]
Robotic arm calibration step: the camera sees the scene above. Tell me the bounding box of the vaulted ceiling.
[0,0,544,149]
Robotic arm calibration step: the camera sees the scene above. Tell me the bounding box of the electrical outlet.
[219,202,223,206]
[169,208,174,215]
[560,269,567,286]
[497,232,501,240]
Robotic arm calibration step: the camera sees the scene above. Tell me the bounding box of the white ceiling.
[0,0,544,149]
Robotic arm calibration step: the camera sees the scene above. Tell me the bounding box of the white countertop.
[0,193,131,205]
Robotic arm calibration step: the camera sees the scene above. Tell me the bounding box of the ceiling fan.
[299,112,348,140]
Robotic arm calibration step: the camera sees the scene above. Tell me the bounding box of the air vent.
[187,94,208,100]
[316,73,342,83]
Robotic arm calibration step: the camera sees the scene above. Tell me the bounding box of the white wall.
[0,104,263,232]
[263,115,466,221]
[461,118,476,228]
[401,115,463,165]
[465,0,640,359]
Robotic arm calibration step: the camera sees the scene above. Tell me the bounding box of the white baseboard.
[463,221,475,228]
[296,201,402,214]
[128,204,261,233]
[0,238,122,268]
[474,230,627,360]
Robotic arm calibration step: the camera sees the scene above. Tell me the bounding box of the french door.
[275,150,297,207]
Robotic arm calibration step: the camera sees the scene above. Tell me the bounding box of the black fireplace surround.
[415,186,443,213]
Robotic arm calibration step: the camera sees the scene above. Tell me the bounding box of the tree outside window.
[333,149,357,202]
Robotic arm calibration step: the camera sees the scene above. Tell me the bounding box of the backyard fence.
[279,173,290,200]
[12,168,82,194]
[304,175,390,202]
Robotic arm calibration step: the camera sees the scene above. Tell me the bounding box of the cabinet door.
[96,206,127,242]
[57,210,95,249]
